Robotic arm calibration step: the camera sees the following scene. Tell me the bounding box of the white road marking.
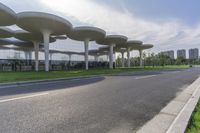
[0,92,49,103]
[135,75,157,79]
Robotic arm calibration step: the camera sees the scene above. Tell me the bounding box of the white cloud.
[1,0,200,57]
[39,0,200,53]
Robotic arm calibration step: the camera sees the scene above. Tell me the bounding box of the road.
[0,68,199,133]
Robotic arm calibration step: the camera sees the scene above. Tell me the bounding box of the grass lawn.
[186,99,200,133]
[0,65,189,84]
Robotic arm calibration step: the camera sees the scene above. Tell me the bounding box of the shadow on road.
[0,76,105,97]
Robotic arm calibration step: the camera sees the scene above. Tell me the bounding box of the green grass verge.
[0,65,189,84]
[186,99,200,133]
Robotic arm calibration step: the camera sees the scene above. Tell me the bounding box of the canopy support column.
[50,53,53,61]
[139,49,143,67]
[94,55,98,62]
[127,47,130,68]
[43,30,51,72]
[109,43,115,69]
[34,42,39,72]
[84,39,89,70]
[121,51,125,68]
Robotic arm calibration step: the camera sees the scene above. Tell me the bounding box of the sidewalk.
[136,76,200,133]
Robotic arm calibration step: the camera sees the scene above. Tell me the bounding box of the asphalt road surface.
[0,68,200,133]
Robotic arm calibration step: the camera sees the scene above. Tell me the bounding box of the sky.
[1,0,200,58]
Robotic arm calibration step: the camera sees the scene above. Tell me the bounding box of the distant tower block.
[189,48,199,59]
[177,49,186,59]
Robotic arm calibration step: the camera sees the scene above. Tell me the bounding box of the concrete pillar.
[113,52,116,68]
[50,53,53,61]
[68,54,72,66]
[68,54,72,62]
[49,53,53,69]
[121,51,125,68]
[139,49,143,67]
[28,51,32,60]
[84,39,89,70]
[127,47,130,68]
[34,42,39,72]
[28,51,32,65]
[24,51,28,63]
[109,44,115,69]
[24,51,29,65]
[43,30,50,72]
[94,55,98,62]
[24,51,28,60]
[107,54,109,62]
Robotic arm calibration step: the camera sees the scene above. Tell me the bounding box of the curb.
[136,76,200,133]
[166,78,200,133]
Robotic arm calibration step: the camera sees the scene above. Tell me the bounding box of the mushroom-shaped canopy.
[0,38,33,47]
[87,49,99,55]
[53,35,67,40]
[12,46,34,51]
[99,46,109,52]
[14,30,56,43]
[138,44,154,50]
[0,45,9,49]
[68,26,106,41]
[89,49,108,56]
[0,3,17,26]
[0,38,13,45]
[99,46,122,53]
[62,51,83,55]
[96,35,128,46]
[12,40,33,47]
[14,41,44,49]
[0,27,14,38]
[98,48,109,55]
[0,46,22,51]
[126,40,143,50]
[17,12,73,35]
[115,47,127,53]
[42,49,82,55]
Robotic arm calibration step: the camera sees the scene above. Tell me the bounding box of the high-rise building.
[177,49,186,59]
[189,48,199,59]
[161,50,175,59]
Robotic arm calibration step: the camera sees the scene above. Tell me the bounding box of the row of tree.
[116,52,200,67]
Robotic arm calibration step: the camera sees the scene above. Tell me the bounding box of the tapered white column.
[109,44,115,69]
[139,49,143,67]
[34,42,39,72]
[107,55,109,62]
[127,47,130,68]
[121,51,125,68]
[50,53,53,61]
[24,51,29,65]
[84,39,89,70]
[24,52,28,60]
[68,54,72,62]
[43,31,50,72]
[68,54,72,65]
[28,51,32,60]
[94,55,98,62]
